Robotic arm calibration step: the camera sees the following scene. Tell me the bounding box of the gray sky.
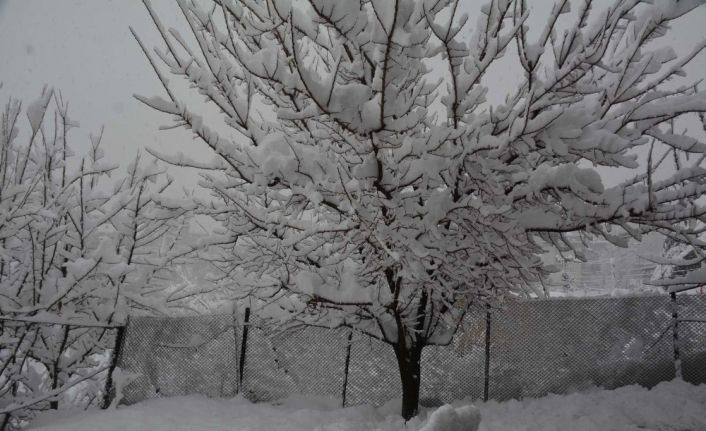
[0,0,203,185]
[1,0,705,189]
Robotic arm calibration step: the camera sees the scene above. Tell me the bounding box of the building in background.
[543,234,665,297]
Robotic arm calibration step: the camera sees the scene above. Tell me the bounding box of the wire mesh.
[345,333,400,407]
[115,295,706,408]
[240,325,350,403]
[117,314,238,405]
[678,294,706,385]
[487,296,676,401]
[420,315,487,406]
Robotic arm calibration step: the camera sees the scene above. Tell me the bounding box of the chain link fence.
[116,315,238,405]
[486,296,676,401]
[678,294,706,384]
[114,295,706,408]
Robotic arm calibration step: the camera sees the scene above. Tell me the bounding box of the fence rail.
[113,294,706,408]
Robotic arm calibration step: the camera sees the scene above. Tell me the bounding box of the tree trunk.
[102,324,127,409]
[50,325,70,410]
[394,342,422,421]
[0,412,11,431]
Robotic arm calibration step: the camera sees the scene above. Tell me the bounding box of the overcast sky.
[0,1,185,166]
[1,0,705,190]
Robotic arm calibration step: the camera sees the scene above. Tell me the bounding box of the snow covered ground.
[30,379,706,431]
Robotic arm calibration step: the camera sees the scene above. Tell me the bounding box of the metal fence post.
[101,323,127,409]
[483,304,492,402]
[238,307,251,388]
[341,330,353,407]
[232,308,240,394]
[670,292,681,379]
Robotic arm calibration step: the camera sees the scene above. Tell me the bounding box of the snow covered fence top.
[114,295,706,407]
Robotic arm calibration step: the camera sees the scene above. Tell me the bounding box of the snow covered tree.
[0,87,193,427]
[135,0,706,418]
[0,87,194,321]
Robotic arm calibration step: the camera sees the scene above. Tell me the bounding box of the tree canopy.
[135,0,706,418]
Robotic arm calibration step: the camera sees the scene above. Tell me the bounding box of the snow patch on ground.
[474,380,706,431]
[30,380,706,431]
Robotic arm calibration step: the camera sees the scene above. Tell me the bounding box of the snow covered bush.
[0,86,194,319]
[135,0,706,419]
[0,87,193,429]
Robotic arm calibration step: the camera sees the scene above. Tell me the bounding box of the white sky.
[1,0,705,189]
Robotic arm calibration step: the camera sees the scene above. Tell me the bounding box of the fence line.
[113,294,706,408]
[3,294,703,430]
[4,294,703,429]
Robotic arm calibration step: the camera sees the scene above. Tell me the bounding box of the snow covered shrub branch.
[0,89,193,323]
[135,0,706,418]
[0,87,195,427]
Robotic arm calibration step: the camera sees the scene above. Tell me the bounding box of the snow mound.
[419,404,480,431]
